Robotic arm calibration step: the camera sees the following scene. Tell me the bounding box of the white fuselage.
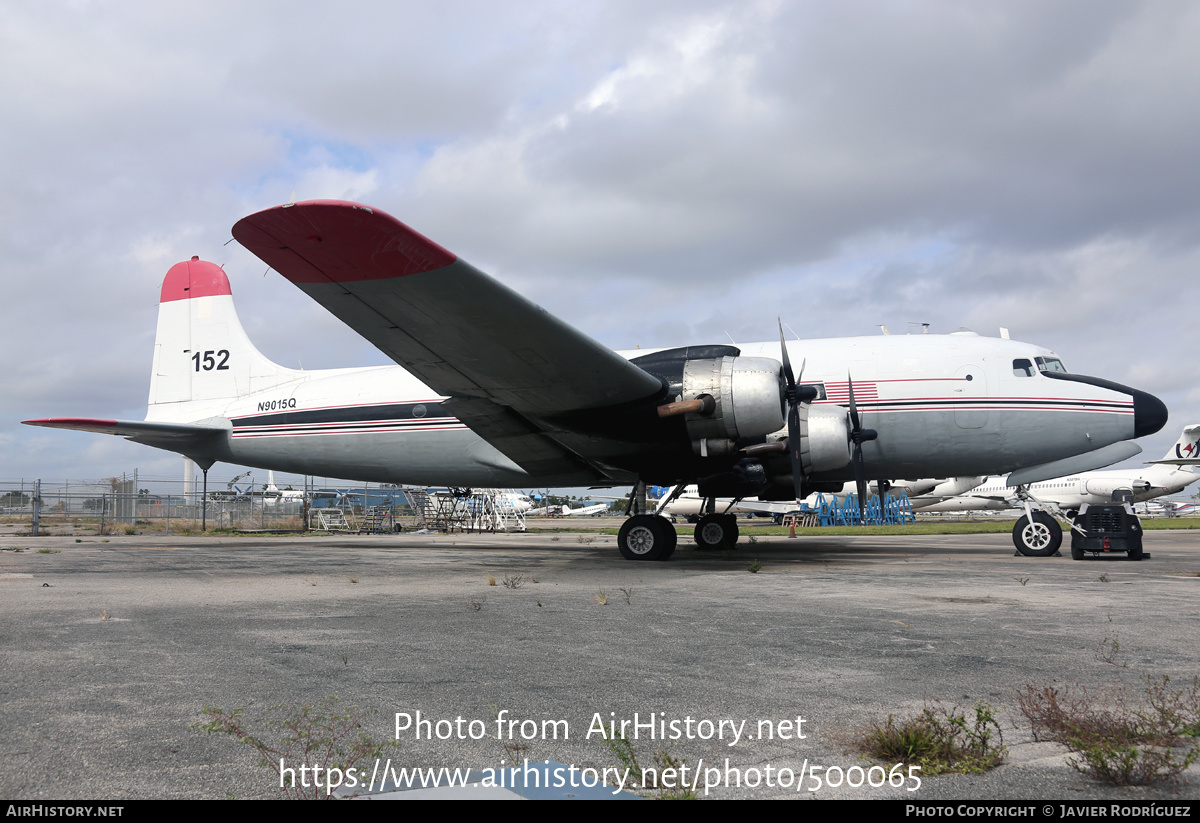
[139,283,1152,489]
[178,333,1140,487]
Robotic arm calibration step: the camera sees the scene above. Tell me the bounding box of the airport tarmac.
[2,528,1198,800]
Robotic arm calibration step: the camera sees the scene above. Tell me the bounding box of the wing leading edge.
[232,200,666,482]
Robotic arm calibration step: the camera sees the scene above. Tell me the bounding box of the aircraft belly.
[225,428,595,488]
[813,408,1135,480]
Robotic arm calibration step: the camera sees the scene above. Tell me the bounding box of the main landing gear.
[617,515,677,561]
[1010,486,1079,557]
[694,513,739,550]
[1012,510,1062,557]
[615,482,744,560]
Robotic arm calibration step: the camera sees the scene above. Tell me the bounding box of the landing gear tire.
[1013,512,1062,557]
[618,515,676,561]
[662,526,678,559]
[694,513,739,550]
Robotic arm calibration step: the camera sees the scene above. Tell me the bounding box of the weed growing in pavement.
[860,702,1006,776]
[605,733,698,799]
[1015,675,1200,786]
[196,696,397,799]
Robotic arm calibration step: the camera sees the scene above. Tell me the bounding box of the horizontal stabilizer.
[1007,441,1142,487]
[23,417,227,464]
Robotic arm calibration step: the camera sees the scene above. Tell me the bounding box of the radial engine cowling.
[796,405,853,474]
[679,356,785,456]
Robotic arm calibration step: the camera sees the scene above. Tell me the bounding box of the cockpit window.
[1012,358,1035,377]
[1036,357,1068,373]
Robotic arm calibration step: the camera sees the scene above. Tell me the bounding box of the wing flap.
[443,397,609,482]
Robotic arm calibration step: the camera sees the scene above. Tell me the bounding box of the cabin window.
[1036,357,1068,373]
[1012,359,1035,377]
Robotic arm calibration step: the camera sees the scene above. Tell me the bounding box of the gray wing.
[232,200,665,481]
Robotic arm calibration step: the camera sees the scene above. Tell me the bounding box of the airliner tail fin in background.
[1150,424,1200,467]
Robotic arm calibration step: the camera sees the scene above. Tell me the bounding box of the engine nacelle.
[796,405,852,474]
[679,356,785,455]
[1084,478,1150,498]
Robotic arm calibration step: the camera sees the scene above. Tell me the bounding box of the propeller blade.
[852,440,867,524]
[779,321,803,501]
[846,373,878,525]
[778,320,796,391]
[847,371,861,432]
[788,402,803,501]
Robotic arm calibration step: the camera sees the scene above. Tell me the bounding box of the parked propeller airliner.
[24,200,1168,561]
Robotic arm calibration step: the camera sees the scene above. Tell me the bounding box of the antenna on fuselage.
[908,322,930,334]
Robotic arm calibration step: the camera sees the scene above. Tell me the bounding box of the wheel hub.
[699,522,725,545]
[626,525,656,555]
[1022,523,1052,549]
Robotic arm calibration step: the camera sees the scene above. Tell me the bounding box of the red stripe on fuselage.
[227,398,447,421]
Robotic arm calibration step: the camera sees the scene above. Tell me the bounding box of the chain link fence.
[0,471,413,535]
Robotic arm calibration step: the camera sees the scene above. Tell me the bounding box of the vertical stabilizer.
[1163,425,1200,469]
[148,257,301,420]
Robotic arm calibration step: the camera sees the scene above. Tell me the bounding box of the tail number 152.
[191,350,230,371]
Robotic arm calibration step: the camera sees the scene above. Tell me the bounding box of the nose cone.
[1133,389,1168,438]
[1039,370,1168,440]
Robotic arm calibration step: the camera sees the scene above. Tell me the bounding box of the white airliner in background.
[661,477,986,518]
[659,478,949,516]
[647,477,988,548]
[25,200,1168,561]
[557,503,609,517]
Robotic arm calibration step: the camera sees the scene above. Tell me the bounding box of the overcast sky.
[4,0,1200,487]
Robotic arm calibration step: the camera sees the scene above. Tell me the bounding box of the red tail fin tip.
[159,258,232,303]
